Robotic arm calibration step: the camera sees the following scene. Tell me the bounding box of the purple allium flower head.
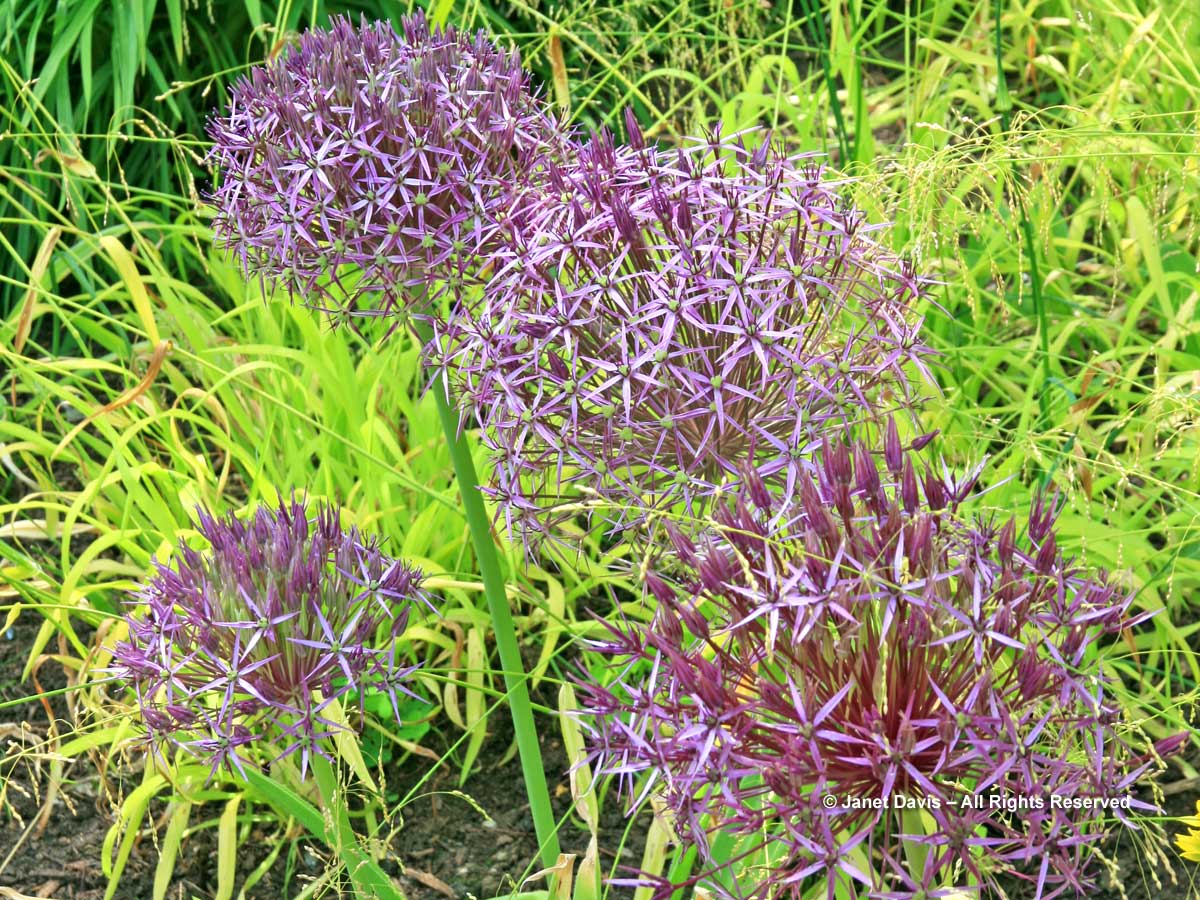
[111,497,433,781]
[208,12,567,327]
[577,430,1157,899]
[435,118,934,548]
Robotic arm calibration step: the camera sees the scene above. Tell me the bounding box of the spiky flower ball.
[435,117,934,547]
[208,13,567,325]
[112,498,433,780]
[578,424,1155,899]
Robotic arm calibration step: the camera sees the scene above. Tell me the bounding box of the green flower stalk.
[207,13,566,867]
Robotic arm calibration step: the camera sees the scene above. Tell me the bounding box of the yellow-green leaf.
[98,234,161,345]
[153,801,192,900]
[572,837,600,900]
[13,226,61,354]
[548,27,570,111]
[557,683,598,832]
[103,772,168,899]
[634,797,673,900]
[325,694,378,792]
[216,795,241,900]
[460,626,487,784]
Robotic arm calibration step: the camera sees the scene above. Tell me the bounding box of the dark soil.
[390,717,648,900]
[0,610,649,899]
[2,612,1196,900]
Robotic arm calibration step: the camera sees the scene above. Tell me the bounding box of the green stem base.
[416,320,561,869]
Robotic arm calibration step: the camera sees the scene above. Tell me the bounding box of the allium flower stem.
[668,845,699,898]
[415,315,561,868]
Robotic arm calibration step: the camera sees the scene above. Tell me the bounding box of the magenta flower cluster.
[435,117,933,545]
[111,498,431,781]
[208,12,567,326]
[577,426,1152,900]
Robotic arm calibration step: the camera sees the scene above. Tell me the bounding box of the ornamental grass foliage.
[577,424,1156,900]
[208,12,567,327]
[435,116,935,548]
[112,497,433,781]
